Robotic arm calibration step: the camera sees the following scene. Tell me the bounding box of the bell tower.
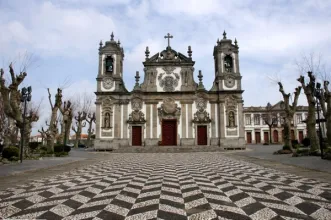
[97,32,127,93]
[213,31,242,91]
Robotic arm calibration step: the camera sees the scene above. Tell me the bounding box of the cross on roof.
[164,33,173,48]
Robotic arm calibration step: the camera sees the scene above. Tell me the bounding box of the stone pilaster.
[96,104,101,139]
[181,104,186,138]
[153,104,157,138]
[188,104,193,138]
[220,102,225,138]
[146,104,151,138]
[211,103,216,137]
[123,104,128,138]
[114,104,121,138]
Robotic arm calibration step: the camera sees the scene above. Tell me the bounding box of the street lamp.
[314,82,324,159]
[20,86,32,163]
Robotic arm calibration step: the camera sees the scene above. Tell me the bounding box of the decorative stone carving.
[158,97,181,122]
[163,67,176,75]
[158,72,180,92]
[225,95,237,111]
[193,94,211,123]
[228,111,235,127]
[193,109,211,123]
[131,97,143,111]
[127,96,145,124]
[102,77,114,89]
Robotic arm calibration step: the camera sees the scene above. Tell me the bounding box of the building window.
[254,114,260,125]
[245,115,251,125]
[296,114,303,124]
[262,114,267,125]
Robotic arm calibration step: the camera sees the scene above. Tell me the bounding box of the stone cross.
[164,33,173,47]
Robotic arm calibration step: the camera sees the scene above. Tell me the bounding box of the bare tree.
[86,112,96,147]
[72,112,87,148]
[261,103,279,144]
[38,127,48,146]
[46,88,63,152]
[278,82,302,150]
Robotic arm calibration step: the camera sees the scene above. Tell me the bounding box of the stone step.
[109,146,245,153]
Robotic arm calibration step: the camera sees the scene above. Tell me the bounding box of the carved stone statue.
[104,112,111,128]
[229,111,235,127]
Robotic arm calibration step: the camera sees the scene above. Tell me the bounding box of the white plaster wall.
[120,105,123,138]
[156,67,182,92]
[231,53,237,73]
[186,104,189,138]
[221,53,224,73]
[215,104,218,138]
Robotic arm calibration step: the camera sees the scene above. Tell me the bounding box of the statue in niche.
[105,56,113,73]
[224,55,233,72]
[104,112,111,128]
[228,111,235,127]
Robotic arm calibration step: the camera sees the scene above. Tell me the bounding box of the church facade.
[94,32,246,149]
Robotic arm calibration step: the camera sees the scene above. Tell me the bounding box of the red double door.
[132,126,142,146]
[162,120,177,145]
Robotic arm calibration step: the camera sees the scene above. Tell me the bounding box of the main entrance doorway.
[246,132,252,144]
[197,126,207,145]
[162,120,177,145]
[132,126,142,146]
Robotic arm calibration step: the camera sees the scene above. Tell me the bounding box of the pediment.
[144,47,194,64]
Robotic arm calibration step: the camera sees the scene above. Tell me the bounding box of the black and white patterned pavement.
[0,153,331,220]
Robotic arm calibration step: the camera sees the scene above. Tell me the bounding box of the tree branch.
[47,88,54,109]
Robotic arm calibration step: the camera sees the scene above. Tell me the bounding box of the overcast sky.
[1,0,331,134]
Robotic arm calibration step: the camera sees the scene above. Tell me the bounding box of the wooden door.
[255,132,261,144]
[298,131,304,143]
[197,126,207,145]
[264,132,269,143]
[132,126,142,146]
[162,120,177,145]
[273,130,279,143]
[246,132,252,144]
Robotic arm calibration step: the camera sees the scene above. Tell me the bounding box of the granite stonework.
[95,32,246,150]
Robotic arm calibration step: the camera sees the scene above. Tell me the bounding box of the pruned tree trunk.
[86,112,96,148]
[320,81,331,145]
[297,72,319,151]
[0,64,26,148]
[23,110,39,156]
[59,101,73,145]
[72,111,87,148]
[278,82,301,150]
[46,88,63,152]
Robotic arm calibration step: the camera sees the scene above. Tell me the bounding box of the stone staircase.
[108,146,246,153]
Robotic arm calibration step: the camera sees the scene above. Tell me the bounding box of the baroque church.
[94,32,245,149]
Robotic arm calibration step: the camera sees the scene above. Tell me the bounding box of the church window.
[224,55,233,72]
[245,114,251,125]
[105,56,114,73]
[254,114,260,125]
[228,111,235,127]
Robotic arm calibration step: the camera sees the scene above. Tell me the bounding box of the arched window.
[105,56,113,73]
[224,55,233,72]
[228,111,235,127]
